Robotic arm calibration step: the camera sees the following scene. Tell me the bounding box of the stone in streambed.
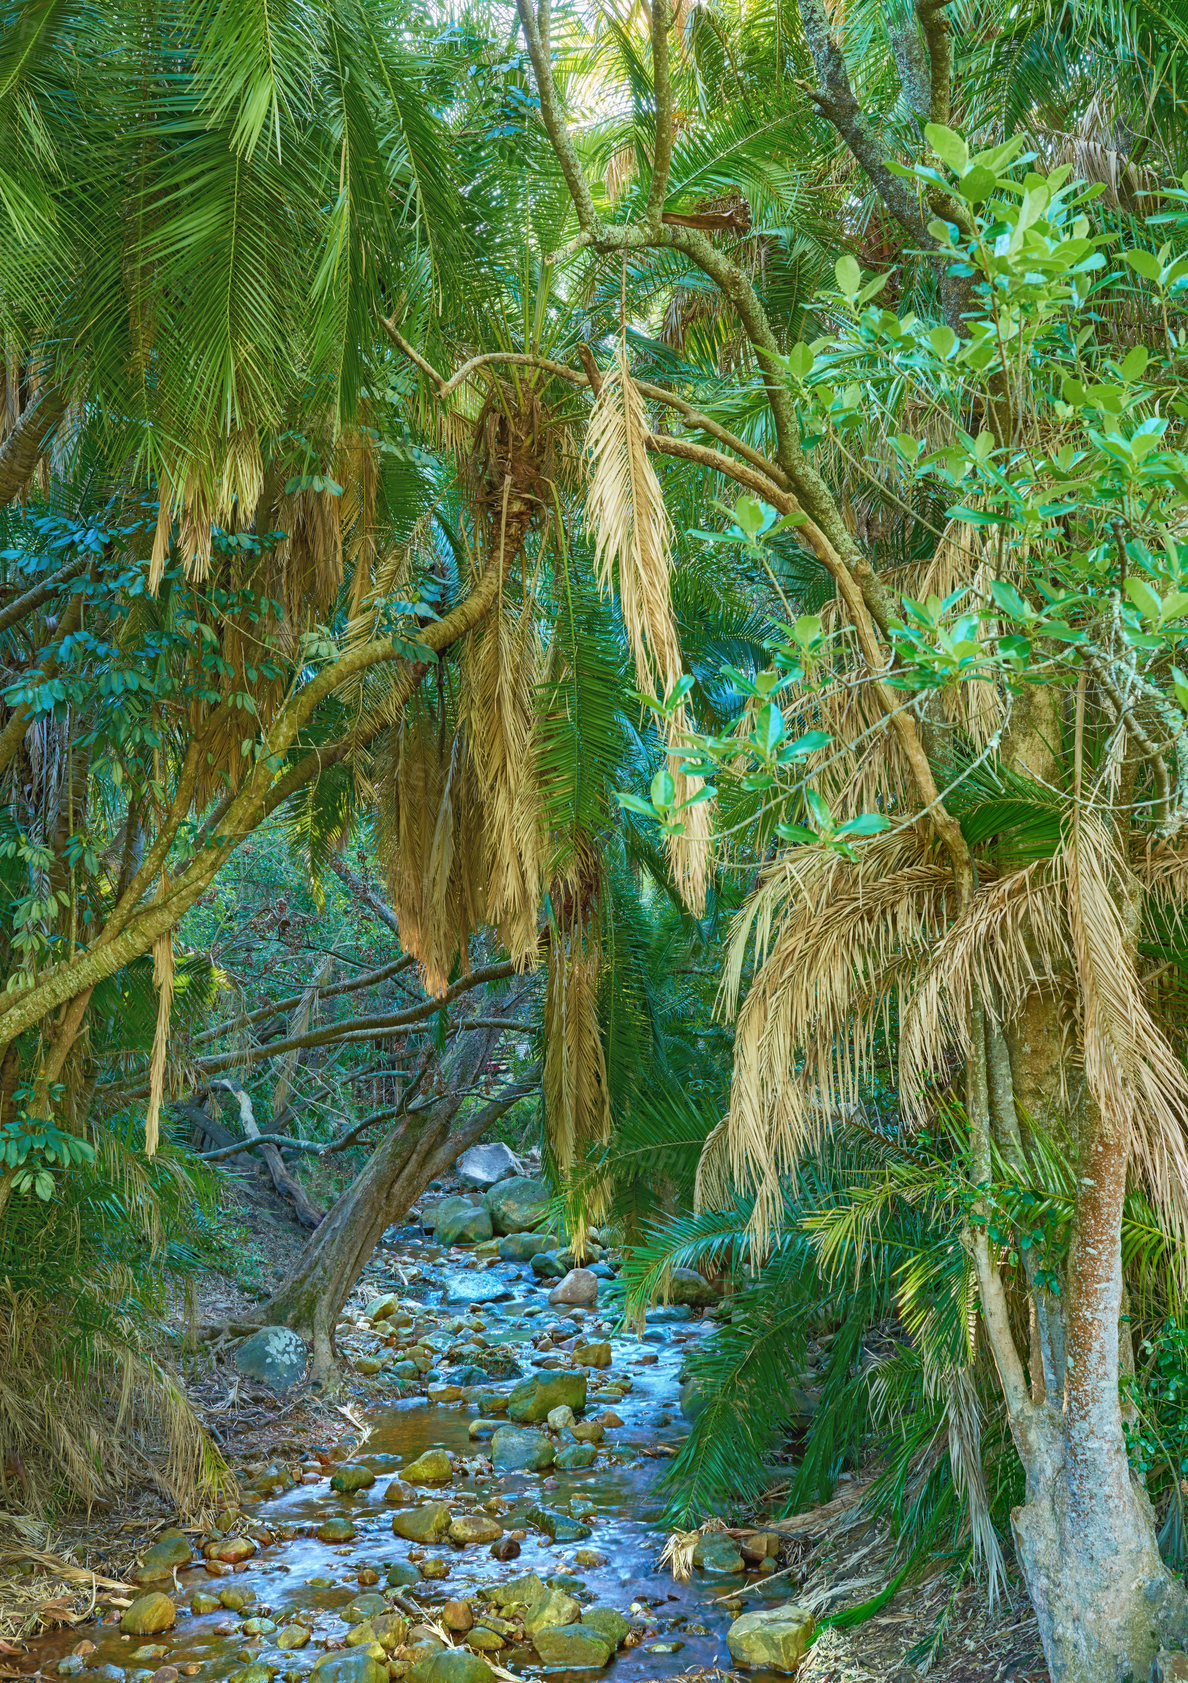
[448,1514,504,1545]
[232,1327,308,1391]
[526,1504,591,1543]
[725,1605,815,1671]
[574,1341,611,1369]
[441,1600,473,1632]
[312,1654,388,1683]
[581,1609,629,1648]
[468,1418,499,1440]
[134,1531,193,1582]
[275,1628,310,1651]
[386,1561,420,1587]
[342,1595,389,1625]
[498,1233,553,1262]
[483,1177,550,1236]
[391,1502,451,1543]
[530,1251,568,1279]
[491,1426,555,1472]
[533,1625,611,1668]
[548,1269,597,1308]
[429,1196,493,1245]
[574,1549,607,1569]
[407,1651,495,1683]
[120,1596,176,1636]
[524,1590,582,1637]
[555,1444,597,1471]
[488,1573,548,1613]
[316,1517,356,1543]
[508,1371,586,1423]
[546,1405,575,1430]
[330,1464,375,1494]
[693,1534,744,1574]
[403,1449,453,1484]
[458,1142,523,1188]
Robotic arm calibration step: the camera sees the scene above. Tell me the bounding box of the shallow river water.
[22,1230,792,1683]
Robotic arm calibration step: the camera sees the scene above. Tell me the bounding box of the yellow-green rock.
[119,1594,176,1636]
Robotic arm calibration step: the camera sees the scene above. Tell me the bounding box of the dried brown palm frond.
[0,1285,231,1517]
[376,695,486,993]
[144,924,174,1159]
[274,483,344,623]
[461,596,545,969]
[544,924,611,1181]
[714,831,958,1239]
[586,344,713,907]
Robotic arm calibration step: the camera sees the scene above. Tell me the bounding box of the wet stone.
[391,1502,451,1543]
[507,1371,586,1423]
[448,1515,503,1546]
[693,1535,745,1575]
[275,1627,310,1650]
[120,1596,176,1637]
[419,1557,450,1580]
[491,1426,555,1472]
[524,1590,582,1637]
[402,1449,453,1484]
[581,1608,629,1648]
[407,1651,495,1683]
[330,1465,376,1494]
[312,1655,388,1683]
[190,1593,220,1615]
[532,1625,611,1668]
[386,1562,420,1588]
[316,1518,356,1544]
[726,1605,815,1671]
[134,1533,193,1583]
[526,1505,592,1543]
[555,1444,597,1471]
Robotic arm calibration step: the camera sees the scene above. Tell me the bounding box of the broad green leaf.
[925,124,968,174]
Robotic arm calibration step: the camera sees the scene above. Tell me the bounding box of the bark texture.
[262,1020,536,1381]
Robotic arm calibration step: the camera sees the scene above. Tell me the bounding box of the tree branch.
[0,553,90,635]
[645,0,676,227]
[0,388,67,508]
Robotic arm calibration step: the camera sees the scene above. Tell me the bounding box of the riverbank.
[0,1196,1049,1683]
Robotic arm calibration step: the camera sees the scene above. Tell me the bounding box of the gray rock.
[526,1504,592,1543]
[581,1608,629,1648]
[312,1654,388,1683]
[667,1267,719,1307]
[488,1573,547,1613]
[726,1605,815,1671]
[436,1199,495,1246]
[484,1177,551,1236]
[693,1534,745,1574]
[530,1251,568,1279]
[499,1232,554,1262]
[547,1269,598,1308]
[1153,1658,1188,1683]
[532,1625,611,1668]
[458,1142,523,1189]
[442,1276,514,1307]
[232,1326,308,1391]
[491,1426,556,1472]
[524,1590,582,1636]
[408,1652,495,1683]
[556,1444,598,1471]
[508,1371,587,1423]
[386,1562,421,1588]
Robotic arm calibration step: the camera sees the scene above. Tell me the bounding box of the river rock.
[489,1573,547,1612]
[316,1517,356,1543]
[120,1596,176,1636]
[448,1514,504,1545]
[693,1534,744,1574]
[526,1505,592,1543]
[498,1233,552,1262]
[408,1651,495,1683]
[533,1625,611,1668]
[275,1627,310,1650]
[524,1589,582,1636]
[491,1426,555,1472]
[546,1405,575,1430]
[530,1251,568,1279]
[365,1294,400,1321]
[484,1177,550,1236]
[227,1667,275,1683]
[726,1605,815,1671]
[568,1420,603,1443]
[419,1557,450,1580]
[1153,1656,1188,1683]
[547,1269,598,1308]
[403,1449,453,1484]
[574,1342,611,1369]
[458,1143,523,1189]
[232,1327,308,1391]
[581,1608,629,1648]
[441,1601,473,1632]
[312,1654,388,1683]
[386,1562,420,1588]
[436,1201,494,1246]
[668,1267,718,1307]
[392,1502,452,1543]
[134,1532,193,1582]
[441,1276,513,1307]
[508,1372,586,1423]
[330,1464,376,1494]
[343,1595,389,1625]
[556,1444,597,1471]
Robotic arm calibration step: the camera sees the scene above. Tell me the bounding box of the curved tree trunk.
[261,1018,537,1384]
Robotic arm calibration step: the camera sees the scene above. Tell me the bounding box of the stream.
[22,1227,797,1683]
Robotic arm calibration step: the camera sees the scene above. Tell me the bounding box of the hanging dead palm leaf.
[585,344,712,909]
[544,923,611,1181]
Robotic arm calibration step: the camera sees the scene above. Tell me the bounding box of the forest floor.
[0,1158,1050,1683]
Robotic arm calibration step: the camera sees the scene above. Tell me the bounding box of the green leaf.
[1121,249,1162,282]
[924,124,968,174]
[752,704,786,757]
[787,342,815,380]
[651,767,676,808]
[1120,345,1149,382]
[1124,578,1163,621]
[835,254,861,301]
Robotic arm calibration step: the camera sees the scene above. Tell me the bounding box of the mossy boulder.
[330,1464,376,1494]
[403,1449,453,1485]
[491,1426,555,1472]
[725,1605,815,1671]
[483,1178,550,1236]
[532,1625,611,1668]
[119,1595,176,1636]
[407,1651,495,1683]
[232,1326,308,1391]
[581,1608,629,1648]
[391,1502,451,1543]
[311,1653,388,1683]
[508,1372,586,1423]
